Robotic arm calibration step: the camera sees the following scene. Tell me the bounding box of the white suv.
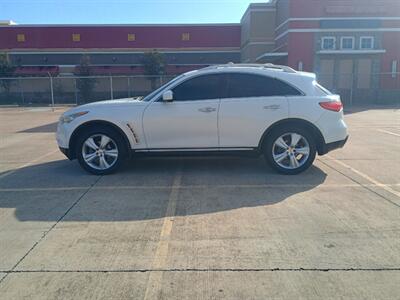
[57,64,348,175]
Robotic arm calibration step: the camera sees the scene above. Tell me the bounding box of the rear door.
[218,73,298,148]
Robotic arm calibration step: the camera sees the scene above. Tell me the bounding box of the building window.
[128,33,136,41]
[298,61,303,71]
[17,33,25,42]
[340,37,355,50]
[360,36,374,50]
[392,60,398,78]
[72,33,80,42]
[181,33,190,41]
[321,37,336,50]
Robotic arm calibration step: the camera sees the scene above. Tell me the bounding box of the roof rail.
[202,63,297,73]
[263,63,297,73]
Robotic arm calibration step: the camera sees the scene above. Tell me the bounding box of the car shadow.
[0,157,327,222]
[344,104,400,115]
[18,122,58,133]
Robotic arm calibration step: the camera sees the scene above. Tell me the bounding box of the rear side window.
[227,73,302,98]
[314,81,333,95]
[172,74,227,101]
[273,78,303,96]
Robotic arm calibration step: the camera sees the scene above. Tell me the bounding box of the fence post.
[48,72,55,111]
[110,76,114,100]
[74,78,78,105]
[349,73,354,108]
[18,78,25,105]
[127,77,131,97]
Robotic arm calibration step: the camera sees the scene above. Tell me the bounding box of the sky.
[0,0,267,25]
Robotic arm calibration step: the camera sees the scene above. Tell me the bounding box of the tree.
[76,55,97,103]
[0,53,16,96]
[142,51,166,89]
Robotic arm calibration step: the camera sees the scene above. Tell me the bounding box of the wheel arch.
[69,120,132,160]
[258,118,326,155]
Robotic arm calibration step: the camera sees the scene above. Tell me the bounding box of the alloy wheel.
[81,134,119,170]
[272,132,310,170]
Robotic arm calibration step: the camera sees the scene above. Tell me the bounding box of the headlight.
[59,111,89,124]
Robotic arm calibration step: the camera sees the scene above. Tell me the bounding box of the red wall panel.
[287,32,315,72]
[289,0,400,18]
[0,25,241,50]
[381,32,400,89]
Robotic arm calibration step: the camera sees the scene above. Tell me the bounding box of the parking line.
[144,166,182,300]
[0,149,59,180]
[325,155,400,199]
[376,129,400,137]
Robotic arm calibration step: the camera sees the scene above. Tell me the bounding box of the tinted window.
[227,73,302,98]
[172,74,227,101]
[273,78,303,96]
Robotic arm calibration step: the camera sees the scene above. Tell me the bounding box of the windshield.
[141,74,185,102]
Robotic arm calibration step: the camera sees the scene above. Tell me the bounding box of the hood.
[81,97,143,107]
[62,97,145,116]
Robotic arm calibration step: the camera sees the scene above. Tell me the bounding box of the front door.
[143,73,226,149]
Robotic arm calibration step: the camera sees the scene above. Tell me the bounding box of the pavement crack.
[0,176,103,285]
[1,268,400,274]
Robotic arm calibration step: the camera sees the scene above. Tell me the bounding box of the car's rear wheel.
[76,127,127,175]
[264,126,316,175]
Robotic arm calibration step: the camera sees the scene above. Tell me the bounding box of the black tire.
[76,125,128,175]
[263,125,317,175]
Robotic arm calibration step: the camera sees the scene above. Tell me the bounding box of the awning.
[317,50,386,55]
[14,66,59,76]
[256,52,288,63]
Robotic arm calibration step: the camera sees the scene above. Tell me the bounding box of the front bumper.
[319,135,348,155]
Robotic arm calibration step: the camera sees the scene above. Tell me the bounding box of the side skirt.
[131,148,261,158]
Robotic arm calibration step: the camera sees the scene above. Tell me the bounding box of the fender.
[68,120,133,159]
[258,118,326,154]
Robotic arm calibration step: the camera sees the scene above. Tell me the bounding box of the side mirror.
[162,90,173,102]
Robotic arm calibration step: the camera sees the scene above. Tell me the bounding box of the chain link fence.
[0,73,399,106]
[0,75,176,106]
[317,72,400,106]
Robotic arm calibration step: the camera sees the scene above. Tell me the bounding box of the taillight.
[319,101,343,112]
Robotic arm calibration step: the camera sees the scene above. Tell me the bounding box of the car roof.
[201,63,298,73]
[182,64,316,81]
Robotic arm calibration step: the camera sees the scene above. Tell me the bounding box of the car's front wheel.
[264,126,316,175]
[76,127,127,175]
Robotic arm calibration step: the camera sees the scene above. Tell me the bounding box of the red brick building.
[0,24,241,76]
[260,0,400,102]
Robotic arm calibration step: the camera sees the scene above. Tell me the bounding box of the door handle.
[198,107,217,113]
[263,104,281,110]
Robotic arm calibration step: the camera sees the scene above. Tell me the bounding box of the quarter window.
[341,37,354,50]
[322,37,336,50]
[227,73,302,98]
[172,74,227,101]
[360,36,374,50]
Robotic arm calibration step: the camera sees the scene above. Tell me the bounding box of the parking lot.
[0,105,399,299]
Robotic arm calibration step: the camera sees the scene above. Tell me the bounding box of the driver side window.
[172,74,227,101]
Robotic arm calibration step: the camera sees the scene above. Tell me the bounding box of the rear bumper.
[59,147,73,160]
[319,135,348,155]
